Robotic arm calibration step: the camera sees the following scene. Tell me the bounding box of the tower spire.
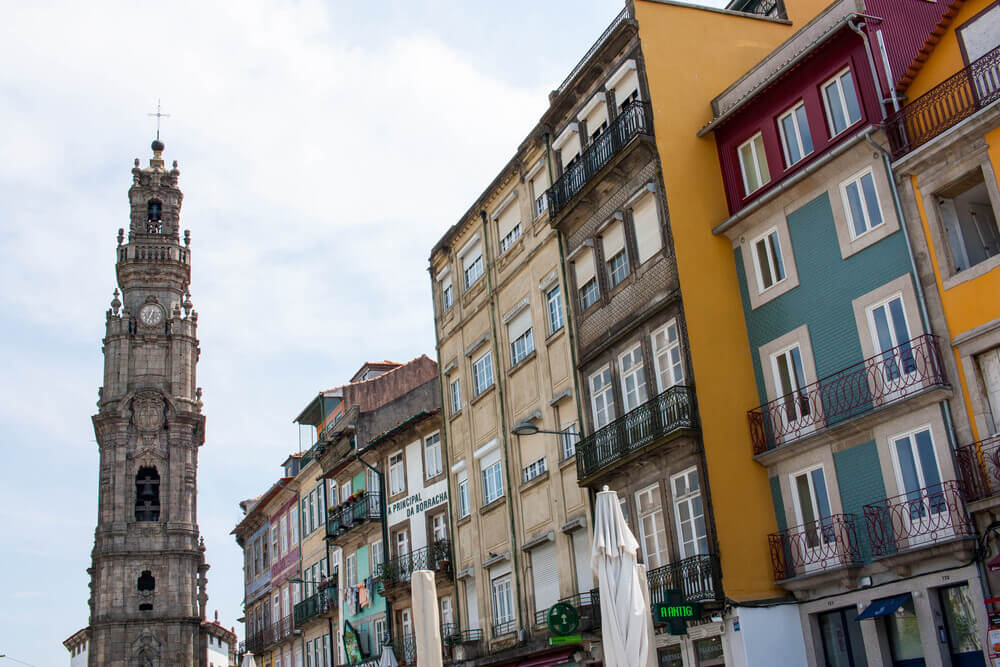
[147,99,170,142]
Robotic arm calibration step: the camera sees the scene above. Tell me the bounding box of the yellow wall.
[634,0,831,601]
[904,0,995,101]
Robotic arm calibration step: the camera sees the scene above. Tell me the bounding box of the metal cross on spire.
[147,99,170,141]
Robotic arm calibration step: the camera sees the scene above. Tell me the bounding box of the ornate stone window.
[135,467,161,522]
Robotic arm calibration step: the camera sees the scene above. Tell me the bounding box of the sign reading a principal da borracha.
[388,489,448,519]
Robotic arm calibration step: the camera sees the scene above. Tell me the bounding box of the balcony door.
[395,527,411,581]
[890,427,948,548]
[789,466,836,574]
[867,294,918,402]
[635,484,669,570]
[770,344,816,440]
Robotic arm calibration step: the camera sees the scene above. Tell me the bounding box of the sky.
[0,1,726,664]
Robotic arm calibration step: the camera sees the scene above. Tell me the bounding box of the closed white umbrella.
[240,654,258,667]
[378,644,399,667]
[411,569,444,667]
[592,485,651,667]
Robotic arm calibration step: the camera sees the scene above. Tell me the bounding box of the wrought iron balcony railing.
[532,590,601,628]
[293,585,337,626]
[547,101,653,216]
[727,0,787,18]
[864,480,974,558]
[577,385,697,482]
[748,334,947,455]
[647,553,723,604]
[555,7,631,96]
[262,614,293,648]
[887,46,1000,159]
[374,540,452,592]
[768,514,862,581]
[955,434,1000,503]
[491,618,518,638]
[244,632,264,655]
[326,493,382,539]
[390,634,417,666]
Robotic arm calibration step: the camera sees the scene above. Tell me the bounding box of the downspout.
[875,29,901,112]
[356,449,393,648]
[480,208,525,638]
[848,17,887,121]
[428,263,463,631]
[547,131,593,522]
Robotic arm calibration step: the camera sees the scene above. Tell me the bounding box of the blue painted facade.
[246,521,272,601]
[832,440,886,562]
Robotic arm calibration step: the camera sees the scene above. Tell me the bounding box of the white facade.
[206,634,230,667]
[69,640,88,667]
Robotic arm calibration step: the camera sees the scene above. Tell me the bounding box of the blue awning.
[855,593,911,621]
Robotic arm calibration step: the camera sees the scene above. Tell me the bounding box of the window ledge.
[942,253,1000,291]
[497,237,525,270]
[545,326,566,346]
[462,278,487,306]
[425,471,446,485]
[559,454,577,470]
[448,408,463,423]
[456,514,472,528]
[470,384,496,407]
[480,496,506,515]
[606,271,634,300]
[519,469,550,491]
[507,350,537,376]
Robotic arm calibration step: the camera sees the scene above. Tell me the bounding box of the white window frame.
[560,422,579,460]
[840,167,884,239]
[280,515,288,555]
[425,432,443,479]
[546,284,564,335]
[579,278,599,310]
[499,223,523,255]
[651,320,684,392]
[472,351,494,397]
[432,512,448,542]
[389,451,405,496]
[481,460,504,505]
[738,131,770,196]
[777,101,813,167]
[510,326,534,366]
[634,483,669,569]
[619,344,648,412]
[371,539,384,573]
[522,457,547,483]
[458,476,471,518]
[441,282,454,311]
[449,378,462,414]
[751,227,787,293]
[589,366,616,429]
[821,67,862,137]
[463,252,484,290]
[491,574,515,629]
[346,552,357,588]
[671,467,709,558]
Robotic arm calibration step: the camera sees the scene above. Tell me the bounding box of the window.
[440,273,454,311]
[890,427,942,506]
[619,345,648,412]
[634,484,669,569]
[560,423,579,460]
[652,321,684,391]
[366,468,379,496]
[936,169,1000,272]
[603,221,629,289]
[841,168,884,238]
[818,608,870,667]
[508,309,534,366]
[431,512,448,542]
[441,596,455,629]
[272,525,280,560]
[546,285,564,335]
[395,528,410,559]
[977,348,1000,434]
[790,466,832,549]
[373,617,387,656]
[482,460,504,505]
[822,68,862,136]
[457,473,470,518]
[346,553,357,588]
[472,351,494,397]
[280,515,288,555]
[462,244,484,289]
[425,432,443,479]
[580,279,599,310]
[499,224,522,254]
[147,199,162,222]
[290,506,298,547]
[631,191,662,264]
[778,101,813,166]
[449,378,462,414]
[530,165,549,219]
[738,132,770,196]
[939,584,983,663]
[135,466,160,522]
[371,540,384,574]
[497,198,522,255]
[771,345,811,423]
[491,574,515,631]
[752,228,786,292]
[389,452,405,496]
[867,294,916,384]
[522,457,547,483]
[589,366,616,429]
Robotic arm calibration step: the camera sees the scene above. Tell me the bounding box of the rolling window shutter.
[613,68,640,104]
[572,529,594,593]
[531,542,560,612]
[632,192,662,264]
[959,6,1000,61]
[496,201,521,240]
[583,96,609,134]
[573,247,596,287]
[465,580,479,630]
[560,132,582,165]
[530,169,549,200]
[508,308,532,342]
[462,242,482,270]
[602,221,626,260]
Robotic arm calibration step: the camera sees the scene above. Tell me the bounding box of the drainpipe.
[848,18,887,121]
[480,208,525,639]
[356,449,393,651]
[875,29,901,112]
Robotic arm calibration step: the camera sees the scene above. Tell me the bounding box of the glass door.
[818,608,868,667]
[891,428,947,547]
[939,584,985,667]
[867,295,917,400]
[885,596,924,667]
[790,466,836,573]
[771,345,816,440]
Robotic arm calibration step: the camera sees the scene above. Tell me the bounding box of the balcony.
[768,514,862,581]
[293,585,337,627]
[491,618,518,638]
[547,101,653,216]
[955,434,1000,503]
[374,540,452,593]
[391,634,417,666]
[262,614,293,649]
[887,46,1000,159]
[533,590,601,630]
[326,493,381,540]
[576,385,697,484]
[748,334,947,456]
[647,554,723,605]
[244,632,264,655]
[443,628,484,662]
[727,0,787,18]
[864,481,974,558]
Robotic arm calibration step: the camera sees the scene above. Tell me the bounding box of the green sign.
[549,635,583,645]
[653,590,703,636]
[547,601,581,635]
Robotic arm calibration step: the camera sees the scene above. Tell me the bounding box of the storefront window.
[939,584,982,663]
[885,596,923,663]
[695,636,725,666]
[818,608,867,667]
[658,644,683,667]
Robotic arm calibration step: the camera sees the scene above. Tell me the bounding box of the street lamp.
[510,419,579,438]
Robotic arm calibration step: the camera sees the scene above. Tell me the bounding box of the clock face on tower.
[139,303,164,327]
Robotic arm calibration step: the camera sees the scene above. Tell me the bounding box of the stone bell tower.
[85,139,210,666]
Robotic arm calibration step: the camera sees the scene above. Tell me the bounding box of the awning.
[516,650,576,667]
[855,593,911,621]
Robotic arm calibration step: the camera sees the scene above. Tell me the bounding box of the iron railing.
[293,586,337,626]
[374,540,452,591]
[262,614,293,648]
[391,634,417,666]
[326,493,382,539]
[577,385,697,482]
[955,434,1000,502]
[647,554,723,604]
[864,480,974,558]
[547,101,653,215]
[748,334,947,455]
[887,46,1000,159]
[727,0,786,18]
[555,8,631,95]
[768,514,862,581]
[533,590,601,628]
[244,633,264,655]
[492,618,518,638]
